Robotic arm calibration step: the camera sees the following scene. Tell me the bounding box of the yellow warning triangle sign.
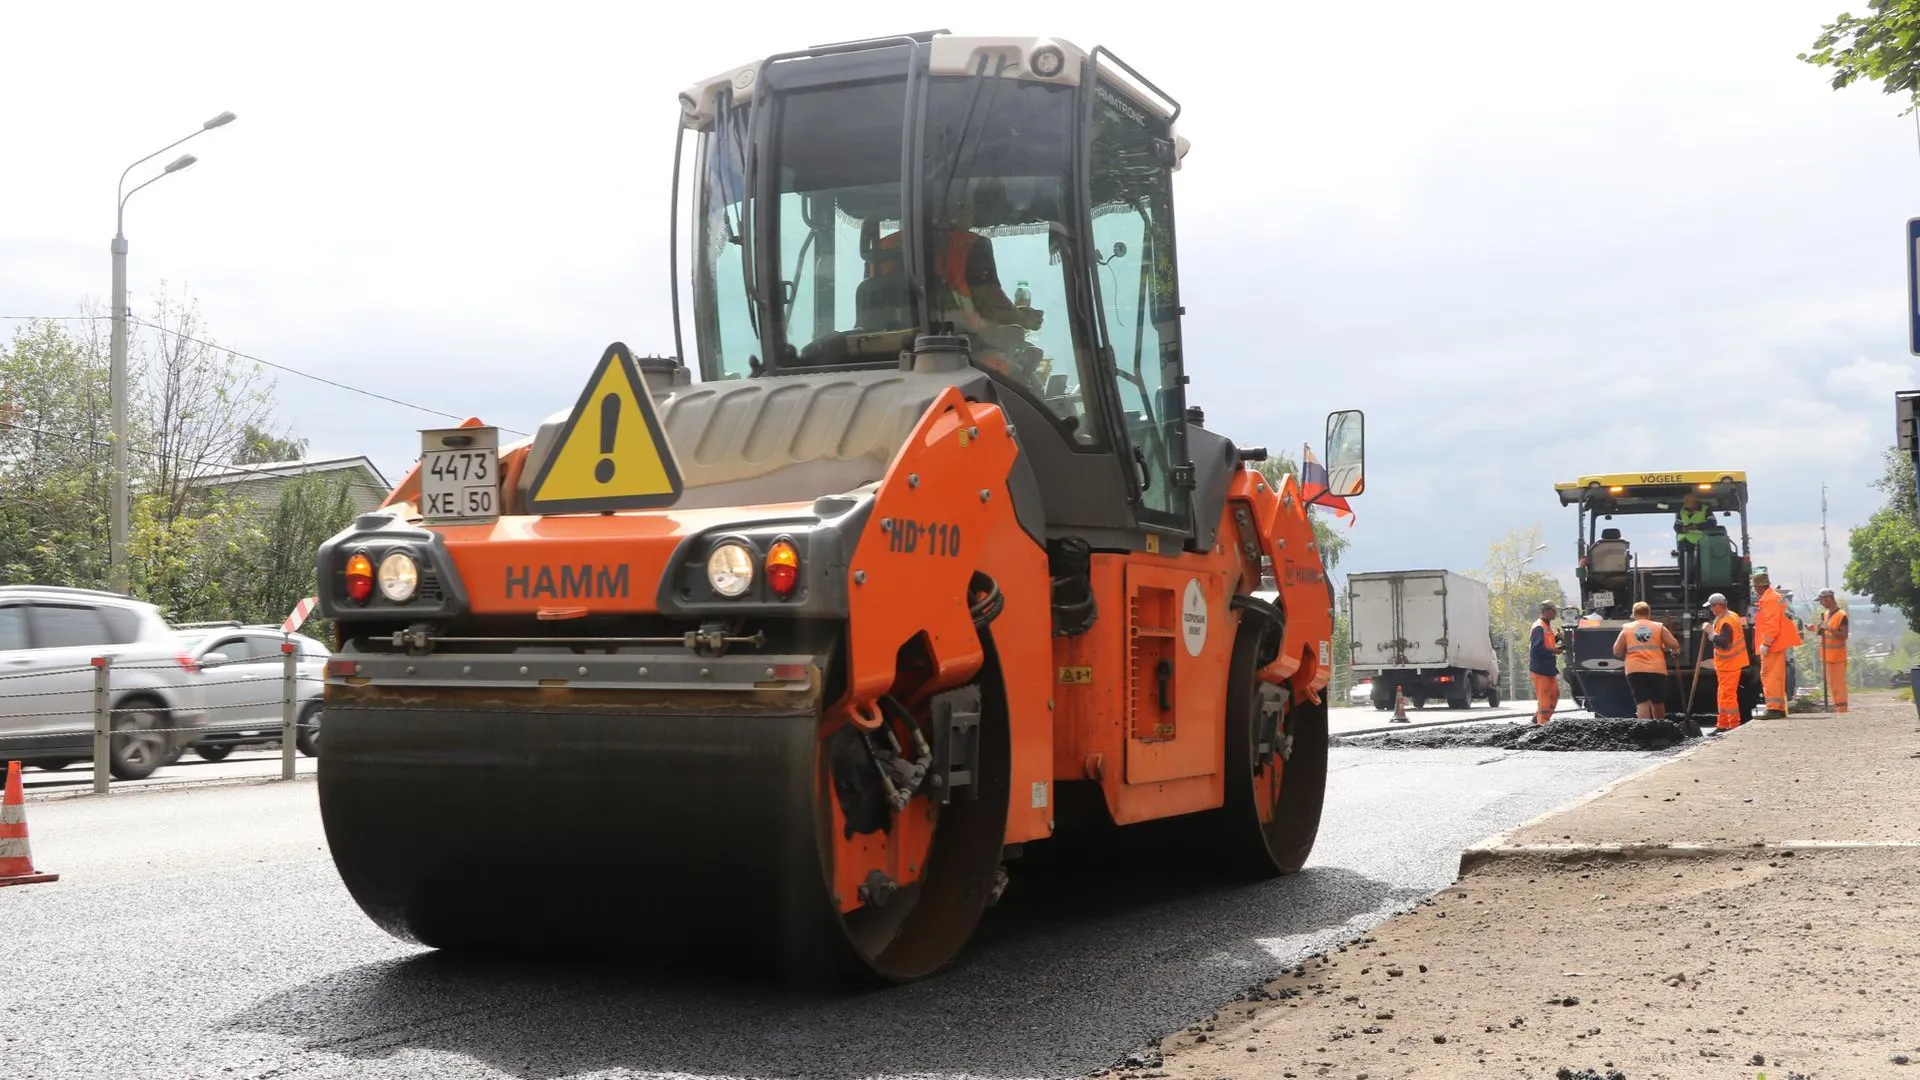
[524,342,684,514]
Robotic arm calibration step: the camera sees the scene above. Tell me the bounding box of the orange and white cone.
[0,760,57,887]
[1391,688,1409,723]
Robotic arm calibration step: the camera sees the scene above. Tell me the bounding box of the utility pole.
[109,111,236,593]
[1821,482,1831,591]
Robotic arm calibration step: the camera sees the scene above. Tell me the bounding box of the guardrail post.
[91,656,111,795]
[280,640,297,781]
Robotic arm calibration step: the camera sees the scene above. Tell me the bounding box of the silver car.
[170,624,328,760]
[0,586,209,779]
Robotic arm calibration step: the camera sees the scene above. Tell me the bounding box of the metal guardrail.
[1,643,319,795]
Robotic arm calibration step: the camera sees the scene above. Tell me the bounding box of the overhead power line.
[0,419,389,496]
[1,313,528,437]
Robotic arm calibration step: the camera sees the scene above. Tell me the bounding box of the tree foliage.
[1800,0,1920,112]
[1842,447,1920,627]
[1,302,344,629]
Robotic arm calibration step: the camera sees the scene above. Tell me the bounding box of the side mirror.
[1111,240,1128,261]
[1323,409,1365,497]
[201,652,228,668]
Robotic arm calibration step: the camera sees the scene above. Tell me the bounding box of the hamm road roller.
[315,30,1364,983]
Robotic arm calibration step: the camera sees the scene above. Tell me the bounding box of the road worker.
[1705,592,1748,731]
[1811,587,1850,713]
[1750,568,1801,718]
[1529,600,1566,725]
[1674,491,1710,580]
[1612,601,1681,719]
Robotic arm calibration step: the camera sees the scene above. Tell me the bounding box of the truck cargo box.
[1348,570,1497,674]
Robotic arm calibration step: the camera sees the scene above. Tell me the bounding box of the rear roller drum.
[1207,622,1328,875]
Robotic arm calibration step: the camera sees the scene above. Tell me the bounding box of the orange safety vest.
[870,230,982,321]
[1818,607,1849,663]
[1616,618,1677,674]
[1712,611,1748,668]
[1753,587,1801,650]
[1536,619,1558,651]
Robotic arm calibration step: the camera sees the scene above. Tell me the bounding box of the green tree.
[1801,1,1920,112]
[1255,454,1351,570]
[1473,525,1568,700]
[1842,447,1920,626]
[241,473,357,634]
[234,424,308,465]
[0,321,112,587]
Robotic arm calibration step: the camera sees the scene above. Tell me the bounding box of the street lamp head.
[203,111,237,130]
[164,153,198,173]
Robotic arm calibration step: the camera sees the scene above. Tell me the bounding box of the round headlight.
[706,542,755,598]
[377,551,419,602]
[1031,45,1065,78]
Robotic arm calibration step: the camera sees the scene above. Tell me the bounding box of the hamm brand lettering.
[504,564,631,600]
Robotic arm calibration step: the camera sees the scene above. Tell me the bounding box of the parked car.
[0,586,208,779]
[1350,678,1373,705]
[169,624,329,759]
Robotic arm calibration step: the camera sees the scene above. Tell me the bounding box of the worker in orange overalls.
[1750,568,1800,718]
[1528,600,1566,725]
[1612,601,1681,719]
[1705,591,1748,731]
[1810,587,1850,713]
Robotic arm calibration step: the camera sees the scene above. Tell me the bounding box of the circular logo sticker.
[1182,579,1208,657]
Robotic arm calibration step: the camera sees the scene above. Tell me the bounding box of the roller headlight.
[377,551,420,602]
[706,542,756,598]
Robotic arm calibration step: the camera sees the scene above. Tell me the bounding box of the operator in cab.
[1674,490,1710,578]
[1612,601,1680,720]
[867,178,1044,380]
[1529,600,1566,726]
[1705,592,1749,732]
[1750,568,1800,719]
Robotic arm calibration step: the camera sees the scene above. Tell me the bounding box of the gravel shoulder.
[1135,695,1920,1080]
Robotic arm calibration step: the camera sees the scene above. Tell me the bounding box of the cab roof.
[1554,471,1747,514]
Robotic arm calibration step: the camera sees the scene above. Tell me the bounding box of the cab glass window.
[693,103,765,381]
[28,604,112,649]
[0,606,26,651]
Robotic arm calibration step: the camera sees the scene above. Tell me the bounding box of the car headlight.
[377,551,419,602]
[706,541,755,598]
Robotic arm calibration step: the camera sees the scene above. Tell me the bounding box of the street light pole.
[108,111,235,594]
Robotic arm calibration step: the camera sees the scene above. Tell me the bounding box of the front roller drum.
[318,695,1007,984]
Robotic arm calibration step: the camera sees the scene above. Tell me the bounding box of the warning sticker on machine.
[1182,579,1208,657]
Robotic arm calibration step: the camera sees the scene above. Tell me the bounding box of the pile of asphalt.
[1338,716,1694,753]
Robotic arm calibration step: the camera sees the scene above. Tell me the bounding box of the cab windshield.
[692,73,1103,444]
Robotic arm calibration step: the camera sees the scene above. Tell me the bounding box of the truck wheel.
[1487,687,1501,708]
[1447,697,1470,710]
[1411,697,1427,710]
[1213,622,1328,875]
[1373,701,1389,712]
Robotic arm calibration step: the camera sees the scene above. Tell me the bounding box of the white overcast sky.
[3,0,1916,600]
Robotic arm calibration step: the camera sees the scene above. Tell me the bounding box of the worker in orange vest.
[1810,588,1849,713]
[1750,568,1800,718]
[1612,601,1681,719]
[1528,600,1566,725]
[1705,592,1748,732]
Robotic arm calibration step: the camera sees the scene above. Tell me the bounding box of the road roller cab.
[314,31,1363,983]
[1553,471,1760,724]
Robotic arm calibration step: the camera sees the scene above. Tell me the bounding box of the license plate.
[1591,590,1614,608]
[418,427,500,523]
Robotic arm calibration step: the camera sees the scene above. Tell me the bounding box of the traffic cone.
[0,761,57,887]
[1391,688,1409,723]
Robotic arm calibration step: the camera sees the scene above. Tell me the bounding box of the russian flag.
[1300,443,1354,525]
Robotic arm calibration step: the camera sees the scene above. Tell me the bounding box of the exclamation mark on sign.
[595,393,620,483]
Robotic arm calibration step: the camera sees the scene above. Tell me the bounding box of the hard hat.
[1539,600,1558,612]
[1704,592,1728,607]
[1751,566,1769,580]
[1817,588,1835,600]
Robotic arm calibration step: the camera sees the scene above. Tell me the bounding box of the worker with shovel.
[1810,588,1850,713]
[1704,592,1749,732]
[1613,601,1680,719]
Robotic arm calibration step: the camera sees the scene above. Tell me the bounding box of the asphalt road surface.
[4,744,1667,1079]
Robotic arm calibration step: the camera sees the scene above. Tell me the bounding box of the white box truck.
[1348,570,1500,711]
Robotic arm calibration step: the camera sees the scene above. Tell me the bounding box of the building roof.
[188,455,392,491]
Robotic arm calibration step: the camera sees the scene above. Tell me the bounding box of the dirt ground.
[1122,695,1920,1080]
